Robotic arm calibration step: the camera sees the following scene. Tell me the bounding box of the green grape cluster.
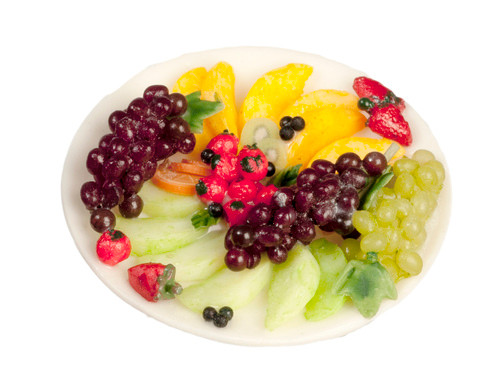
[341,149,445,282]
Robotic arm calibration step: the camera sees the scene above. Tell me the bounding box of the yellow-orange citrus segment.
[308,137,406,167]
[172,67,207,95]
[238,63,313,134]
[152,163,200,196]
[280,89,359,118]
[170,160,211,177]
[287,107,366,167]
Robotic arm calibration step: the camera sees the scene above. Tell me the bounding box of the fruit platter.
[62,47,451,345]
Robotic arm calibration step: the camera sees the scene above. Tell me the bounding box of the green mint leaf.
[359,167,394,210]
[191,208,219,229]
[332,254,397,318]
[269,164,302,187]
[182,91,224,134]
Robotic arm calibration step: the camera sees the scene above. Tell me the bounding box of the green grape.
[412,149,435,165]
[375,202,397,226]
[381,227,402,254]
[392,198,413,219]
[400,216,424,240]
[394,172,416,199]
[411,190,435,218]
[360,231,388,253]
[393,157,419,176]
[340,238,362,261]
[378,187,397,201]
[352,210,377,235]
[379,256,400,282]
[414,165,439,192]
[425,160,445,186]
[396,250,423,276]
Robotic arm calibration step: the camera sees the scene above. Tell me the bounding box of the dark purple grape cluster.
[80,85,193,232]
[222,152,388,270]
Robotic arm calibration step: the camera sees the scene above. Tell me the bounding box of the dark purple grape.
[280,233,297,251]
[336,152,362,174]
[178,133,196,154]
[247,203,273,227]
[231,225,256,248]
[248,240,266,254]
[98,133,115,154]
[127,97,149,119]
[293,187,315,213]
[137,117,161,141]
[114,117,135,143]
[142,160,157,180]
[108,110,127,133]
[149,96,172,117]
[80,181,103,210]
[256,225,283,246]
[311,159,336,177]
[102,155,128,181]
[336,186,360,211]
[165,117,190,139]
[156,117,167,134]
[310,200,336,226]
[107,137,129,157]
[363,151,387,176]
[129,141,154,164]
[122,170,144,195]
[119,193,143,218]
[330,209,355,236]
[340,167,368,190]
[273,206,297,228]
[155,139,177,160]
[246,252,261,269]
[290,219,316,245]
[90,208,115,233]
[225,249,249,271]
[319,222,336,232]
[313,176,341,200]
[290,116,305,131]
[224,226,237,251]
[343,228,361,240]
[86,148,106,176]
[296,168,320,189]
[267,246,288,264]
[271,187,295,208]
[320,172,337,182]
[143,85,169,103]
[169,93,188,116]
[101,185,123,208]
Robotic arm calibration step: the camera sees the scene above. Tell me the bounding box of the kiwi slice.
[240,118,280,146]
[257,137,288,170]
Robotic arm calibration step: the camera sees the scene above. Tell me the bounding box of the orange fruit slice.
[152,162,201,196]
[169,160,211,177]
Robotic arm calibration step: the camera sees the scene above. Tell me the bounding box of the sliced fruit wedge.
[152,161,200,196]
[169,159,211,177]
[240,117,280,147]
[238,63,313,134]
[279,89,359,118]
[307,136,406,167]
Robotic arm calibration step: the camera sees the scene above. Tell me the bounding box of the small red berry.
[96,229,131,266]
[366,104,412,146]
[206,130,239,155]
[223,200,252,226]
[196,175,228,204]
[211,153,239,182]
[254,184,278,205]
[228,179,258,202]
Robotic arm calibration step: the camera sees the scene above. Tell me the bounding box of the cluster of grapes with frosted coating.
[80,85,194,232]
[223,151,390,271]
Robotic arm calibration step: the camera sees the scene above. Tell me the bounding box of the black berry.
[218,306,234,321]
[279,126,295,141]
[279,116,292,128]
[213,314,228,328]
[208,202,223,218]
[357,97,375,112]
[203,306,217,321]
[201,148,215,164]
[290,116,305,131]
[266,162,276,177]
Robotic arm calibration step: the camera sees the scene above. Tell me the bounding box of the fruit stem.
[384,143,400,162]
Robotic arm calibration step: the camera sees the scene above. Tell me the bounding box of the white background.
[1,0,498,374]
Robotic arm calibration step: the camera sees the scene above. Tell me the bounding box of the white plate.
[61,47,452,346]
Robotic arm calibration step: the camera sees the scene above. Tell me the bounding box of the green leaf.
[191,208,219,229]
[359,167,394,210]
[269,164,302,187]
[333,252,397,318]
[182,91,224,134]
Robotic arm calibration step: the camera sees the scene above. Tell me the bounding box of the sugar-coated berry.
[90,208,116,233]
[218,306,234,321]
[279,126,295,141]
[201,148,215,164]
[290,116,305,131]
[203,306,217,321]
[208,202,223,218]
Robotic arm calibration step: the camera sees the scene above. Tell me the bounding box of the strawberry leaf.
[182,91,224,134]
[191,208,219,229]
[269,164,302,187]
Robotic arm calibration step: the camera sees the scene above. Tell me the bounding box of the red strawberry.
[223,200,252,226]
[206,130,239,155]
[128,263,182,302]
[228,179,258,202]
[196,174,228,203]
[254,184,278,205]
[211,153,239,182]
[237,145,268,181]
[353,76,405,111]
[96,229,131,266]
[366,104,412,146]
